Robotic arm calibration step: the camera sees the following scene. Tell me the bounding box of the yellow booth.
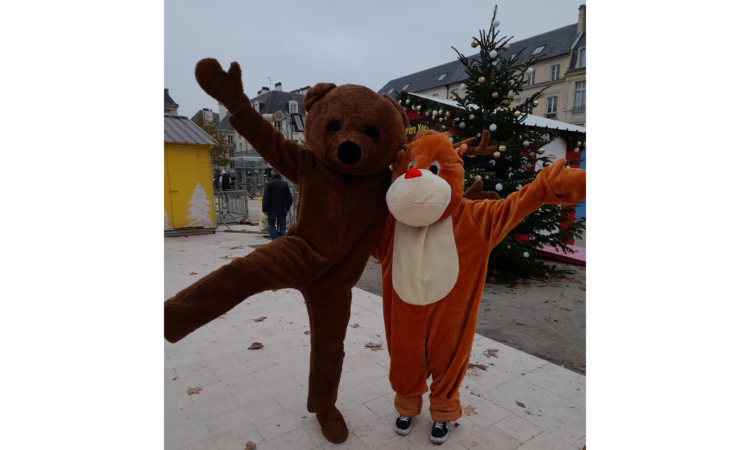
[164,114,217,234]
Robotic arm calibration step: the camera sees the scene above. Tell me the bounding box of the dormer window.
[437,73,447,81]
[253,102,260,111]
[289,101,298,114]
[388,87,395,94]
[510,53,517,60]
[580,49,586,68]
[403,83,410,90]
[532,45,545,55]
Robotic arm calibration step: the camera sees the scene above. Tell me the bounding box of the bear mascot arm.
[371,131,585,422]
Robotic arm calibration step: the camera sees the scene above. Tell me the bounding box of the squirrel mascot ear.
[382,94,410,128]
[303,83,337,112]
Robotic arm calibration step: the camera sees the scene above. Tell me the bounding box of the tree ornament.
[469,114,475,120]
[522,140,529,146]
[499,145,507,152]
[438,109,443,116]
[475,175,482,181]
[489,159,496,166]
[459,122,466,129]
[574,147,580,153]
[405,98,411,105]
[495,183,503,191]
[507,167,513,172]
[583,141,586,147]
[492,91,499,98]
[477,133,482,138]
[543,162,551,167]
[513,110,521,117]
[439,117,443,122]
[502,43,510,51]
[577,141,582,147]
[460,83,467,90]
[507,90,515,98]
[525,66,534,76]
[485,175,490,179]
[493,151,500,159]
[478,76,486,84]
[517,184,523,190]
[399,99,402,104]
[445,111,450,117]
[538,148,545,154]
[532,100,539,107]
[565,164,571,169]
[496,106,502,112]
[471,39,479,48]
[489,123,497,131]
[523,252,529,258]
[490,49,498,58]
[416,105,421,111]
[529,152,536,158]
[432,110,438,116]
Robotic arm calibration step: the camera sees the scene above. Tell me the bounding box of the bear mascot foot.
[316,407,348,443]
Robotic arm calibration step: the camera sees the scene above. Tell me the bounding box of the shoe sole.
[429,427,450,444]
[394,423,411,436]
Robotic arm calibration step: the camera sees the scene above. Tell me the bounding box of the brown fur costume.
[163,59,408,443]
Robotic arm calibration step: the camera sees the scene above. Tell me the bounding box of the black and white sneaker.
[394,414,411,435]
[430,421,450,444]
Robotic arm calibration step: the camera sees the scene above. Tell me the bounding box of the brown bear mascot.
[163,59,409,443]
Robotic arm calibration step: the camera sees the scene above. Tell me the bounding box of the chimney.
[218,102,227,121]
[260,87,270,94]
[577,4,586,33]
[275,82,282,92]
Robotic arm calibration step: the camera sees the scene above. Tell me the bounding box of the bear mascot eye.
[429,161,441,175]
[327,119,341,132]
[364,125,380,140]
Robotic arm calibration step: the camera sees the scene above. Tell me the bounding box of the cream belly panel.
[392,218,459,306]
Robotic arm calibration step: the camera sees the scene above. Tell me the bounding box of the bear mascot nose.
[405,167,422,179]
[336,141,362,165]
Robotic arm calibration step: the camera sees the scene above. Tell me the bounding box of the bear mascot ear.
[303,83,337,112]
[382,94,410,128]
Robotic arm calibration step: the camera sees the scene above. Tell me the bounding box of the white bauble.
[526,66,534,75]
[495,183,503,191]
[460,83,467,90]
[574,147,580,153]
[459,122,466,129]
[477,133,482,138]
[520,156,527,162]
[507,90,515,98]
[489,123,497,131]
[508,172,513,178]
[522,140,529,146]
[489,159,496,166]
[432,110,438,116]
[490,49,498,58]
[517,184,523,190]
[523,252,529,258]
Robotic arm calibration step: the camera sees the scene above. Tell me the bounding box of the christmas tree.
[186,183,215,228]
[395,5,586,281]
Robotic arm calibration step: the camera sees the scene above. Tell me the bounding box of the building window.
[437,73,447,81]
[230,163,235,169]
[227,135,234,144]
[580,49,586,68]
[547,96,558,114]
[433,93,439,98]
[550,65,560,81]
[239,143,243,151]
[229,148,235,157]
[403,83,410,90]
[532,45,545,55]
[527,70,535,86]
[574,81,586,113]
[388,88,395,94]
[289,101,298,114]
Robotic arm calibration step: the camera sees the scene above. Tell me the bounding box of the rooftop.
[164,89,179,107]
[164,115,216,145]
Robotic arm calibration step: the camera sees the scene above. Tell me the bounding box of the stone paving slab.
[165,233,586,450]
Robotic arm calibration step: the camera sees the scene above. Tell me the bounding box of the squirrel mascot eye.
[327,119,341,132]
[407,160,415,170]
[429,161,440,175]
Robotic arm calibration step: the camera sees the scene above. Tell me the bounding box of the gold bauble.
[513,110,521,117]
[532,100,539,107]
[538,148,545,155]
[416,105,421,111]
[439,109,443,116]
[493,151,500,159]
[502,43,510,51]
[543,162,551,167]
[445,111,450,117]
[529,152,536,158]
[439,117,443,122]
[499,145,507,152]
[519,135,523,139]
[471,39,479,48]
[496,107,502,112]
[475,175,482,181]
[469,114,475,120]
[583,141,586,147]
[485,175,490,179]
[577,141,582,147]
[478,76,486,84]
[405,99,411,105]
[503,100,511,105]
[492,92,499,98]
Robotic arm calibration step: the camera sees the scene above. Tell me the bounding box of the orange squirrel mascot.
[372,131,586,431]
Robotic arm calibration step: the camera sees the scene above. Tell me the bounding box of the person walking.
[218,170,232,191]
[262,169,293,240]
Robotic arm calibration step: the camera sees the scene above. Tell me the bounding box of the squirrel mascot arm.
[195,59,310,183]
[467,158,586,248]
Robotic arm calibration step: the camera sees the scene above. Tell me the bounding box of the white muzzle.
[386,169,452,227]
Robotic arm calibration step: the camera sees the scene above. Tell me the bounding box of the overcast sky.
[165,0,585,117]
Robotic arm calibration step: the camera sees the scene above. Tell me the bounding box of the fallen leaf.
[484,349,499,359]
[454,423,461,427]
[304,331,310,335]
[187,387,202,395]
[580,286,586,291]
[561,308,572,312]
[525,410,533,415]
[189,272,197,275]
[464,405,477,416]
[364,342,383,351]
[515,401,526,408]
[470,392,481,397]
[351,323,360,328]
[466,367,479,377]
[467,363,488,371]
[219,256,229,259]
[179,250,185,252]
[245,442,256,450]
[248,342,264,350]
[231,246,244,250]
[514,322,526,326]
[491,290,499,294]
[253,316,267,322]
[545,317,558,323]
[172,377,177,381]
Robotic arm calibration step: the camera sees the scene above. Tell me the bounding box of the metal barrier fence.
[214,190,251,229]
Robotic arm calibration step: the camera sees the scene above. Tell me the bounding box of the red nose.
[405,167,422,179]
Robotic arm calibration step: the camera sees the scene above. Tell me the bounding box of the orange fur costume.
[372,131,586,422]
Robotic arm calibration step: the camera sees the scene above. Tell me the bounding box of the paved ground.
[357,258,586,375]
[165,230,586,450]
